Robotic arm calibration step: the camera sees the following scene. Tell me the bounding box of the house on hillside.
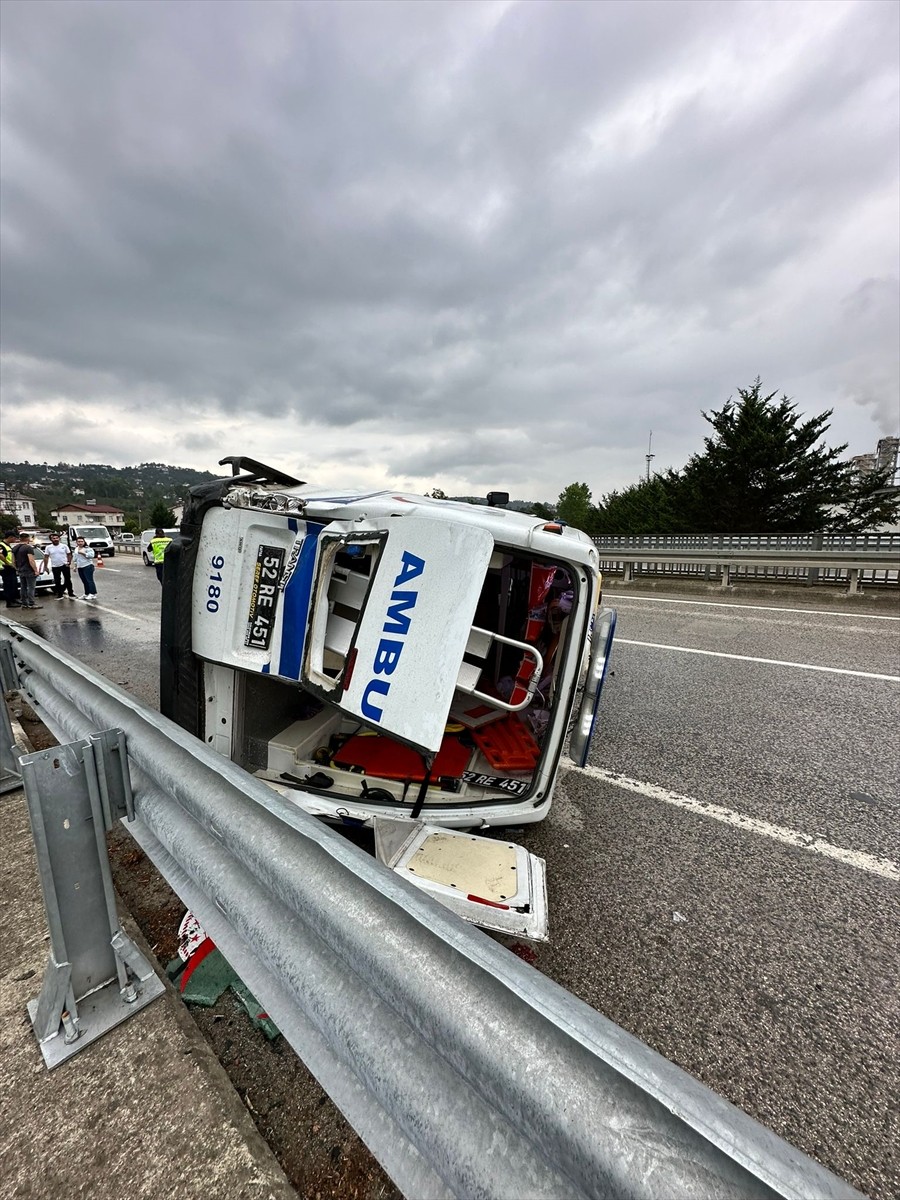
[0,486,37,529]
[51,501,126,530]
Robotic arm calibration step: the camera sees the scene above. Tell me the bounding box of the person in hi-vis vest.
[148,529,173,584]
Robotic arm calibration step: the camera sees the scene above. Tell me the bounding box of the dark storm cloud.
[1,0,897,497]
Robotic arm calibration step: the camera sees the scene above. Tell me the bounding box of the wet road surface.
[17,554,164,705]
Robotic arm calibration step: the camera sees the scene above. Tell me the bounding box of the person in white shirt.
[71,537,99,600]
[44,533,75,598]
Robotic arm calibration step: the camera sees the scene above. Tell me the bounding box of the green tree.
[556,482,594,532]
[529,501,557,521]
[679,380,851,533]
[594,472,687,536]
[0,509,20,532]
[149,501,176,527]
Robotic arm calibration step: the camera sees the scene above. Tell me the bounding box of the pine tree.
[150,501,177,527]
[679,380,849,533]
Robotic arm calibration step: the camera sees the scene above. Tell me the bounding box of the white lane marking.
[605,593,900,621]
[617,638,899,682]
[578,765,900,882]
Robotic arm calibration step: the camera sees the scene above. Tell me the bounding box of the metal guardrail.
[0,618,862,1200]
[112,538,142,555]
[594,534,900,550]
[592,543,900,592]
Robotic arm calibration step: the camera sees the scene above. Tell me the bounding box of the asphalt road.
[10,558,900,1199]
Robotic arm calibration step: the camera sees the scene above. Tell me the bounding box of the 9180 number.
[207,554,224,612]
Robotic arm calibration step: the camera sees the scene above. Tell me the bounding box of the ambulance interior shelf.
[249,545,574,807]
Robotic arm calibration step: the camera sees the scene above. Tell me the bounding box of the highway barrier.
[592,534,900,592]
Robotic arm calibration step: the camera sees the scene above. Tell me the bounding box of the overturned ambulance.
[160,458,616,940]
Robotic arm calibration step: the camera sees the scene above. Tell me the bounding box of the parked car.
[140,528,179,566]
[117,533,137,542]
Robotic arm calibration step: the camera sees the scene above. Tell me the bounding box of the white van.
[141,528,179,566]
[68,524,116,558]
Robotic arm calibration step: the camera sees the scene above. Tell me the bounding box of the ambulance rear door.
[302,514,494,754]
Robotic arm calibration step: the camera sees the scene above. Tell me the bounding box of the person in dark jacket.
[13,534,43,609]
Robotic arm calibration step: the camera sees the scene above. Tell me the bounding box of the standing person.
[148,528,173,584]
[44,532,76,598]
[1,530,22,608]
[72,536,98,601]
[13,534,43,609]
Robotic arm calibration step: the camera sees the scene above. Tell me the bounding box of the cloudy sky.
[1,0,897,502]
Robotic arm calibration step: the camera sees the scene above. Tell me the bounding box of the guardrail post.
[846,568,861,596]
[20,733,165,1068]
[807,532,823,586]
[622,560,633,584]
[720,563,731,589]
[1,692,22,794]
[0,639,19,692]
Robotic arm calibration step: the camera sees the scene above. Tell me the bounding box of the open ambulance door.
[374,818,549,941]
[302,515,495,755]
[568,606,617,768]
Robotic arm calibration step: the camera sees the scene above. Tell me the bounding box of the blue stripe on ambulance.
[278,520,324,679]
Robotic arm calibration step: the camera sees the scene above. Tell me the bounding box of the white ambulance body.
[161,459,615,939]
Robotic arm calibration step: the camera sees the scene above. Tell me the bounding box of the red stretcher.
[332,732,472,782]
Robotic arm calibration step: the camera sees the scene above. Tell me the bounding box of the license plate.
[245,545,285,650]
[461,771,530,797]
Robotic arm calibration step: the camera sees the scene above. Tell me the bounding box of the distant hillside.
[0,460,220,528]
[1,460,556,527]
